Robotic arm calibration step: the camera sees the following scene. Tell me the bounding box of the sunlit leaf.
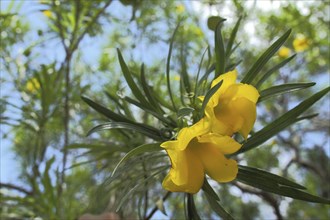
[236,87,330,154]
[258,82,315,102]
[241,29,291,84]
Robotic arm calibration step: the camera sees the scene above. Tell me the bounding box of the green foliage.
[1,1,329,219]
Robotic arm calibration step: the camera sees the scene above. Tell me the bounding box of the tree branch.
[0,182,33,196]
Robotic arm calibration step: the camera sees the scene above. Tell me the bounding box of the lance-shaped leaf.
[241,29,291,84]
[226,16,242,58]
[111,142,162,177]
[139,64,163,113]
[204,191,234,220]
[215,21,226,76]
[166,21,181,111]
[258,82,316,102]
[82,95,133,123]
[238,165,305,189]
[202,178,220,202]
[187,194,201,220]
[236,87,330,154]
[237,166,330,204]
[255,54,296,88]
[117,49,150,108]
[199,80,223,117]
[87,122,162,141]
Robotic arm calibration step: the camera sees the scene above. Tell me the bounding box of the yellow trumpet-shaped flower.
[161,119,241,193]
[293,36,309,52]
[204,70,259,139]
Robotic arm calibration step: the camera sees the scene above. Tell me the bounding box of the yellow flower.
[42,10,52,18]
[204,70,259,139]
[278,47,291,58]
[26,77,40,93]
[175,4,185,14]
[293,36,309,52]
[161,119,241,193]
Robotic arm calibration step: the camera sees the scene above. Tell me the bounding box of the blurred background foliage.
[0,0,329,219]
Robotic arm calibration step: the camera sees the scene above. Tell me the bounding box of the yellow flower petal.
[197,133,241,154]
[176,118,210,151]
[278,47,291,58]
[163,146,204,193]
[208,69,238,108]
[192,144,238,182]
[222,84,259,104]
[214,97,256,139]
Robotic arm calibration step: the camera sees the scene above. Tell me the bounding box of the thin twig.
[0,183,33,196]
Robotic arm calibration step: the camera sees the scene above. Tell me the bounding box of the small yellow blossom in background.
[174,75,180,81]
[161,70,259,193]
[42,10,53,18]
[26,77,40,93]
[175,4,185,14]
[278,46,291,58]
[293,35,309,52]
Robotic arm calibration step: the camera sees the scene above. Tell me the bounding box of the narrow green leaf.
[241,29,291,84]
[202,178,220,201]
[237,171,330,204]
[81,96,132,123]
[194,47,209,99]
[87,122,162,141]
[200,80,223,117]
[177,107,195,118]
[215,22,226,76]
[258,82,316,102]
[117,49,149,107]
[226,16,242,58]
[111,143,162,177]
[104,91,134,119]
[140,64,163,113]
[239,165,306,189]
[255,54,296,88]
[236,87,330,154]
[124,96,176,127]
[116,166,167,212]
[198,64,215,90]
[187,194,201,220]
[204,192,234,220]
[166,22,182,111]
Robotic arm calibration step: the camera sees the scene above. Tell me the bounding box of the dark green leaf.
[81,96,132,123]
[200,80,223,117]
[202,178,220,201]
[255,54,296,88]
[124,96,176,127]
[187,194,201,220]
[237,168,330,204]
[204,191,234,220]
[239,165,305,189]
[241,29,291,84]
[117,49,149,107]
[215,22,226,76]
[139,64,163,113]
[226,16,242,58]
[258,82,316,102]
[166,22,181,111]
[236,87,330,154]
